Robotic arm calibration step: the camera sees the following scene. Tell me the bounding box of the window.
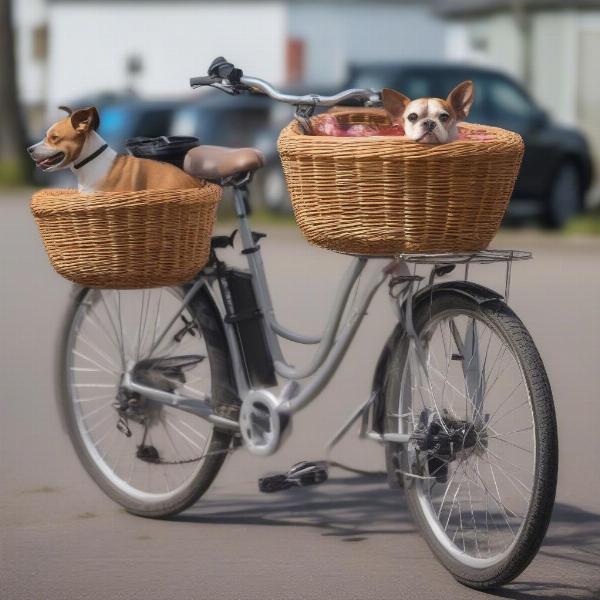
[487,79,537,120]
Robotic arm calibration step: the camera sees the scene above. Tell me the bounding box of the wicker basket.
[31,184,221,288]
[278,111,524,255]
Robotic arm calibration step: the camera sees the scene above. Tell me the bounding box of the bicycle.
[58,57,558,590]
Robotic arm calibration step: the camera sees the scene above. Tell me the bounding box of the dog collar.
[74,144,109,170]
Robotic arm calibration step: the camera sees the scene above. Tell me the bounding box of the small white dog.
[382,81,474,144]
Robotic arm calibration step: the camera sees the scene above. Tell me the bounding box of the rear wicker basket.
[31,184,221,288]
[278,111,524,255]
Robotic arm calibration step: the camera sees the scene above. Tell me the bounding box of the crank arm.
[121,371,239,431]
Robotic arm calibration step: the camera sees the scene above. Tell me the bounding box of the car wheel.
[545,162,581,229]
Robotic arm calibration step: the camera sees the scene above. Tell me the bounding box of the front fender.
[369,281,503,434]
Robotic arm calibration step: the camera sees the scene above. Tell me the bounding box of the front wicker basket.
[31,184,221,289]
[278,111,524,255]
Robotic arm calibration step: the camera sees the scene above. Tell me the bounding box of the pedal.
[258,461,328,493]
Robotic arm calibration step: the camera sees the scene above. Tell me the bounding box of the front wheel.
[58,285,234,518]
[384,290,558,589]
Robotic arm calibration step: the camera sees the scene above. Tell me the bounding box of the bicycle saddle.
[183,145,265,180]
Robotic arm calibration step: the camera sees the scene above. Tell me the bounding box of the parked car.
[348,63,594,227]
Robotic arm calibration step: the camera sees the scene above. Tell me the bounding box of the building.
[14,0,445,120]
[436,0,600,175]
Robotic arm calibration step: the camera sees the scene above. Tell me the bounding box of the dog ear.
[58,105,73,116]
[382,88,411,122]
[71,107,100,133]
[447,81,474,120]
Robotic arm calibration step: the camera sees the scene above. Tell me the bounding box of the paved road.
[1,190,599,600]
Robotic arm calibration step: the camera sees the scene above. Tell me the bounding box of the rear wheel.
[384,291,558,588]
[58,286,234,518]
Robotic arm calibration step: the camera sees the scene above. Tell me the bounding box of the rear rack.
[376,249,532,303]
[394,249,532,265]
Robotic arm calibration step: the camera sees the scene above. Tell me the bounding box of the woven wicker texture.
[31,184,221,289]
[278,111,524,255]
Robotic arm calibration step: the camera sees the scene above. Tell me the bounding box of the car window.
[98,106,130,147]
[133,109,173,138]
[487,79,538,122]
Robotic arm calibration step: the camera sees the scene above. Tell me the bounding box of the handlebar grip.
[190,75,218,88]
[208,56,243,84]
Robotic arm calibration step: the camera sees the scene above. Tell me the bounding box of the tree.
[0,0,31,184]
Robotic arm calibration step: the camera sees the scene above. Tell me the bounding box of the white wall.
[445,14,524,81]
[531,10,579,124]
[13,0,48,105]
[289,2,445,85]
[47,1,287,108]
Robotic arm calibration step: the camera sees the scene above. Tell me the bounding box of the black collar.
[74,144,109,170]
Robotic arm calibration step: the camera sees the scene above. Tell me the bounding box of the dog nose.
[423,120,436,132]
[27,145,35,154]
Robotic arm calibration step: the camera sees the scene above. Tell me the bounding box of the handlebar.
[190,56,380,108]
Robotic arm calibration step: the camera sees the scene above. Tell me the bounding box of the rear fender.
[369,281,503,434]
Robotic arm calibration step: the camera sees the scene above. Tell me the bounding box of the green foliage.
[0,159,27,186]
[564,209,600,236]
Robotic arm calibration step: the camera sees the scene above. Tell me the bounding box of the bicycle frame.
[121,179,530,450]
[121,183,402,435]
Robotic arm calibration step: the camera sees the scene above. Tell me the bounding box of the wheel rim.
[65,288,215,503]
[398,309,536,568]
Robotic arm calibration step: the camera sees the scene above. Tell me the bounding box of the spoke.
[478,454,532,502]
[150,288,164,354]
[99,427,118,461]
[161,419,186,478]
[176,417,207,441]
[72,349,118,377]
[164,417,203,452]
[487,398,530,430]
[436,460,464,519]
[486,462,518,533]
[487,425,533,440]
[109,431,127,475]
[95,422,117,449]
[85,411,115,435]
[444,475,465,532]
[86,309,123,357]
[81,402,111,420]
[490,436,533,455]
[99,291,125,368]
[485,446,534,476]
[74,394,115,404]
[73,383,116,389]
[77,335,120,372]
[467,473,480,556]
[481,343,511,404]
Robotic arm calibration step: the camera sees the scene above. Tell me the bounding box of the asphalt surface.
[1,190,599,600]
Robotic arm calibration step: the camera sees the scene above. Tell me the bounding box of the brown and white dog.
[28,106,200,192]
[382,81,474,144]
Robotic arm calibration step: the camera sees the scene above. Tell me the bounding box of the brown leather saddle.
[184,145,265,181]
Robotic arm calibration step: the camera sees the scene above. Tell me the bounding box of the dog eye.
[49,134,60,143]
[439,113,449,123]
[407,113,418,122]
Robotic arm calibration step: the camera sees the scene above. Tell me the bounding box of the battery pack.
[220,268,277,388]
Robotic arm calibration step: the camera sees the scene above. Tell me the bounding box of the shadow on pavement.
[481,503,600,600]
[175,473,600,599]
[174,472,415,539]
